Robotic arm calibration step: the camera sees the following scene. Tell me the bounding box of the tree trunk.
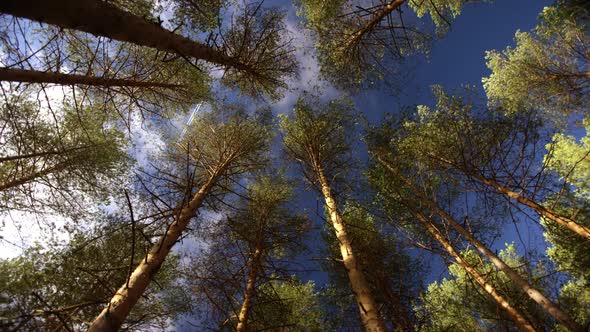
[236,246,262,332]
[375,156,584,332]
[0,67,184,89]
[410,209,536,332]
[0,146,91,163]
[0,158,75,191]
[345,0,407,48]
[425,153,590,241]
[315,165,387,332]
[376,157,583,332]
[476,175,590,241]
[0,0,249,71]
[88,170,223,332]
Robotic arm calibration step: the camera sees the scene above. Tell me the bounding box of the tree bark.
[0,67,184,89]
[0,0,249,71]
[375,156,584,332]
[88,170,223,332]
[344,0,407,49]
[315,165,387,332]
[0,158,75,191]
[410,209,536,332]
[0,146,91,163]
[236,246,262,332]
[476,175,590,241]
[425,153,590,241]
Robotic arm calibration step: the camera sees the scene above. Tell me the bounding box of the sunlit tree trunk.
[88,168,225,332]
[411,209,536,332]
[376,156,584,332]
[0,0,250,71]
[0,68,184,89]
[315,163,387,332]
[236,246,262,332]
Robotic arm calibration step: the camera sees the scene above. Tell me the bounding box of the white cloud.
[272,13,340,115]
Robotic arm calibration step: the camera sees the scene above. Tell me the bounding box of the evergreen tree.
[297,0,473,90]
[88,105,271,331]
[280,93,387,331]
[0,218,190,331]
[321,203,423,331]
[483,2,590,118]
[0,95,128,218]
[0,0,297,100]
[416,245,552,332]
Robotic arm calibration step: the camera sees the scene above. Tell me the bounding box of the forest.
[0,0,588,331]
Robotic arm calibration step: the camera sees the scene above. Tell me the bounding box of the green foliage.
[0,96,129,218]
[249,279,324,331]
[279,93,357,183]
[542,118,590,282]
[297,0,471,90]
[483,3,590,118]
[542,194,590,281]
[541,201,590,280]
[171,0,226,31]
[556,280,590,331]
[176,103,273,182]
[221,5,297,101]
[321,203,423,330]
[416,244,552,331]
[0,220,189,331]
[408,0,468,34]
[61,31,211,119]
[229,174,310,261]
[185,173,313,330]
[544,117,590,198]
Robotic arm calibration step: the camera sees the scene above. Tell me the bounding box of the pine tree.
[88,105,271,331]
[483,2,590,118]
[0,0,296,100]
[280,93,387,331]
[297,0,472,90]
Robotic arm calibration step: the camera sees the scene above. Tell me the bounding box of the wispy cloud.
[272,10,341,114]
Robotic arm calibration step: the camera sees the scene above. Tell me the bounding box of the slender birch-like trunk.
[315,164,387,332]
[236,246,262,332]
[0,68,184,89]
[88,170,223,332]
[0,0,249,71]
[410,209,536,332]
[375,156,584,332]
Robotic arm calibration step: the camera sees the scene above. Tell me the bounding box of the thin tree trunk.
[0,0,250,71]
[345,0,407,48]
[236,246,262,332]
[0,158,74,191]
[375,156,584,332]
[425,153,590,241]
[377,272,413,332]
[88,170,223,332]
[476,175,590,241]
[0,67,184,89]
[0,145,98,163]
[410,208,536,332]
[315,165,387,332]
